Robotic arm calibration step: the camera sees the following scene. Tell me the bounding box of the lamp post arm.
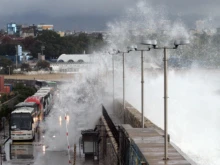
[134,48,151,52]
[154,46,177,50]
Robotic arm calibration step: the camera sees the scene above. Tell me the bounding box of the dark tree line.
[0,30,106,59]
[22,31,106,59]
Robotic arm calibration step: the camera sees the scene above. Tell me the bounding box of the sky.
[0,0,220,31]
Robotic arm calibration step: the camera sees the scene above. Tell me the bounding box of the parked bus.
[46,81,57,90]
[24,96,44,120]
[15,102,40,116]
[33,91,53,115]
[10,107,39,141]
[38,87,54,96]
[34,80,48,90]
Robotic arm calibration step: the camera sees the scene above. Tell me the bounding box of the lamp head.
[174,39,190,48]
[141,40,157,48]
[109,49,119,54]
[127,45,137,52]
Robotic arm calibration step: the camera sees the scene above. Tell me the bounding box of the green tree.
[21,36,36,50]
[25,31,105,58]
[0,104,11,118]
[36,60,50,70]
[0,44,16,55]
[13,83,36,102]
[0,57,14,74]
[21,63,31,71]
[35,31,62,58]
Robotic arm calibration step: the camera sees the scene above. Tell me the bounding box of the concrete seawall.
[114,99,162,131]
[100,99,192,165]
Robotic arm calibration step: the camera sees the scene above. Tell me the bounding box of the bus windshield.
[10,113,32,130]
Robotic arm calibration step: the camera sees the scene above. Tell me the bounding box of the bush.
[0,104,12,119]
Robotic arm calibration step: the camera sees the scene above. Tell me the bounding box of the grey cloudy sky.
[0,0,220,31]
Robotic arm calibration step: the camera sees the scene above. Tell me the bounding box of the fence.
[102,105,119,145]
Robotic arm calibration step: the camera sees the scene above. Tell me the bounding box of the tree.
[36,60,50,70]
[13,83,36,102]
[21,63,31,71]
[22,31,106,59]
[21,36,36,50]
[0,44,16,55]
[29,31,62,58]
[0,57,14,74]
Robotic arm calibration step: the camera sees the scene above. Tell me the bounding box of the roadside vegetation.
[0,30,106,74]
[0,30,106,59]
[0,83,36,119]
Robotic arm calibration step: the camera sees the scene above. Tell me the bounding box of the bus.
[15,102,40,115]
[34,80,48,90]
[46,81,57,90]
[24,96,44,120]
[38,87,54,96]
[33,91,53,115]
[10,107,39,141]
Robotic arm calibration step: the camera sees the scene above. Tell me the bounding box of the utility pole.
[15,46,18,68]
[41,45,45,55]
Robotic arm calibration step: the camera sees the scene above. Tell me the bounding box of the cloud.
[0,0,135,17]
[1,0,220,30]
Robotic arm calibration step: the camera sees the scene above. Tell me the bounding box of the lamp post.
[128,40,156,128]
[1,117,6,139]
[142,39,189,160]
[41,45,45,55]
[112,53,115,109]
[15,46,18,68]
[108,50,118,110]
[7,66,11,75]
[135,49,149,128]
[117,50,131,123]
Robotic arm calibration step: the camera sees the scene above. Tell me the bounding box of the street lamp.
[41,45,45,55]
[15,46,18,68]
[7,66,12,75]
[1,117,6,139]
[108,50,118,110]
[142,39,189,160]
[117,49,131,123]
[128,40,157,128]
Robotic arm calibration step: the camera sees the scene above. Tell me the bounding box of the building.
[3,55,21,64]
[7,23,17,35]
[57,54,92,63]
[37,24,54,31]
[57,31,65,37]
[20,26,35,38]
[50,54,93,73]
[0,76,11,94]
[38,53,45,61]
[17,45,22,56]
[6,23,38,37]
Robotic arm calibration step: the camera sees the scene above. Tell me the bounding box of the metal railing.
[102,105,119,145]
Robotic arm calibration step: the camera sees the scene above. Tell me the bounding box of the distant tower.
[17,45,22,56]
[7,23,17,35]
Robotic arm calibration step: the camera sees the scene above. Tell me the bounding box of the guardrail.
[102,105,119,145]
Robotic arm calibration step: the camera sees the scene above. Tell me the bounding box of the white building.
[57,54,92,63]
[51,54,93,73]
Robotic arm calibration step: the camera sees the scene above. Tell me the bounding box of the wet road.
[3,140,100,165]
[2,120,100,165]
